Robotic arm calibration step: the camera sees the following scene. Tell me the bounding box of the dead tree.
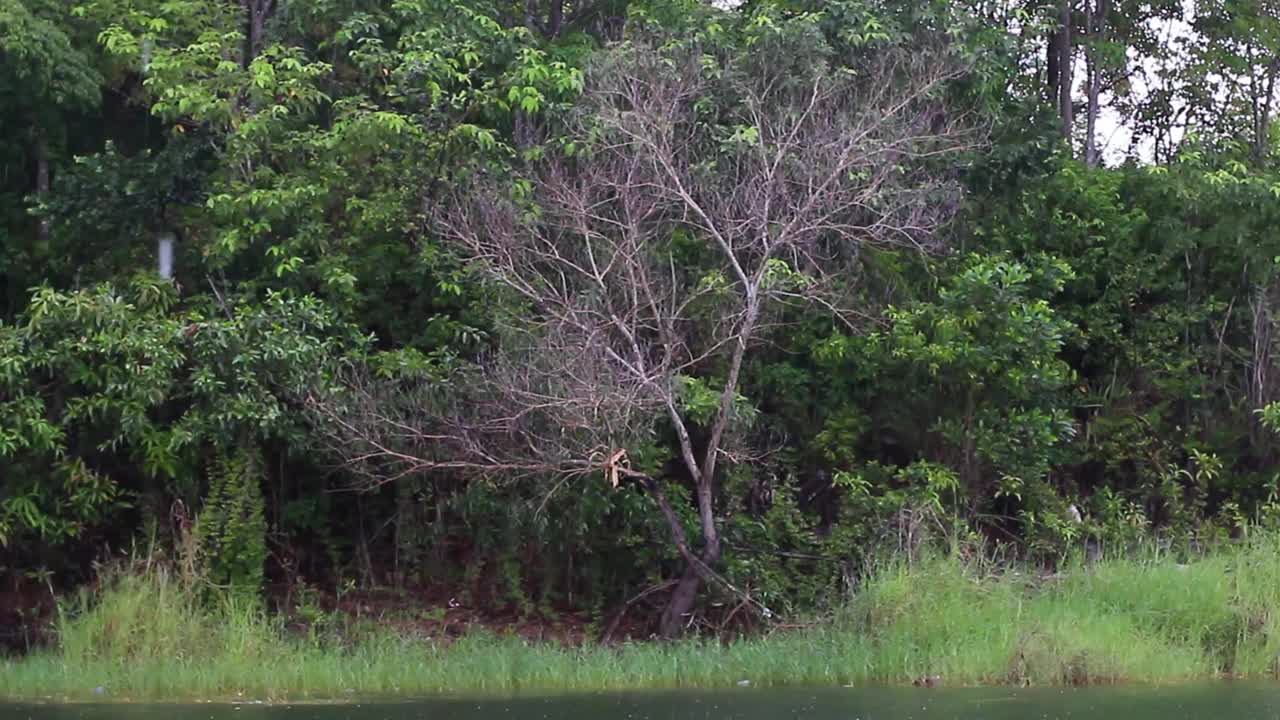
[312,28,980,637]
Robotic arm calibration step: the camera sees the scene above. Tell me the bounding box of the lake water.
[4,685,1279,720]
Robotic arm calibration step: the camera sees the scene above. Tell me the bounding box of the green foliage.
[0,277,355,555]
[0,0,102,114]
[881,253,1078,487]
[195,450,268,603]
[427,476,669,615]
[5,0,1280,642]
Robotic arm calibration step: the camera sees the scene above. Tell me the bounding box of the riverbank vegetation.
[5,0,1280,672]
[7,534,1280,701]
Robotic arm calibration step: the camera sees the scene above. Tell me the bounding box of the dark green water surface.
[4,685,1279,720]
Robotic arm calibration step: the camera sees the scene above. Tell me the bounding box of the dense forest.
[2,0,1280,646]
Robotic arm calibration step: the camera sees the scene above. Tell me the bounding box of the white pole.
[158,231,175,280]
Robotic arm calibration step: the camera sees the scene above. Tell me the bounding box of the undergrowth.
[6,535,1280,702]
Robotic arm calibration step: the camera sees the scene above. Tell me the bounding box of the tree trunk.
[524,0,540,35]
[1251,282,1273,453]
[241,0,275,68]
[657,537,724,638]
[514,111,540,147]
[1083,0,1107,167]
[1256,56,1279,164]
[1058,0,1075,147]
[547,0,564,38]
[33,128,50,242]
[1046,20,1061,102]
[651,295,759,637]
[643,473,722,639]
[522,0,564,38]
[960,387,978,493]
[1084,64,1100,166]
[659,566,702,637]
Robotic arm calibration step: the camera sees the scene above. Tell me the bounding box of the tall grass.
[6,535,1280,702]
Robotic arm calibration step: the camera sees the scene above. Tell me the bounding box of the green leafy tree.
[0,0,103,311]
[0,276,356,558]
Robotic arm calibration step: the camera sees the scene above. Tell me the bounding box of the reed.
[6,535,1280,702]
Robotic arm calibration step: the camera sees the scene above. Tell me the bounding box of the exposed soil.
[0,582,56,654]
[273,582,654,646]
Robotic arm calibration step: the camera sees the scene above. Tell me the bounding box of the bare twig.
[310,31,981,636]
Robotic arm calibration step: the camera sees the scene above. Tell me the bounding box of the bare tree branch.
[311,29,983,636]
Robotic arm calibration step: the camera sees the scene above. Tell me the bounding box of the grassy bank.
[6,537,1280,702]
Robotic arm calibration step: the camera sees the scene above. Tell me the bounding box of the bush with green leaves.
[196,450,268,602]
[0,275,357,560]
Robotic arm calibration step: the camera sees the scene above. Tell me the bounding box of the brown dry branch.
[311,29,983,637]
